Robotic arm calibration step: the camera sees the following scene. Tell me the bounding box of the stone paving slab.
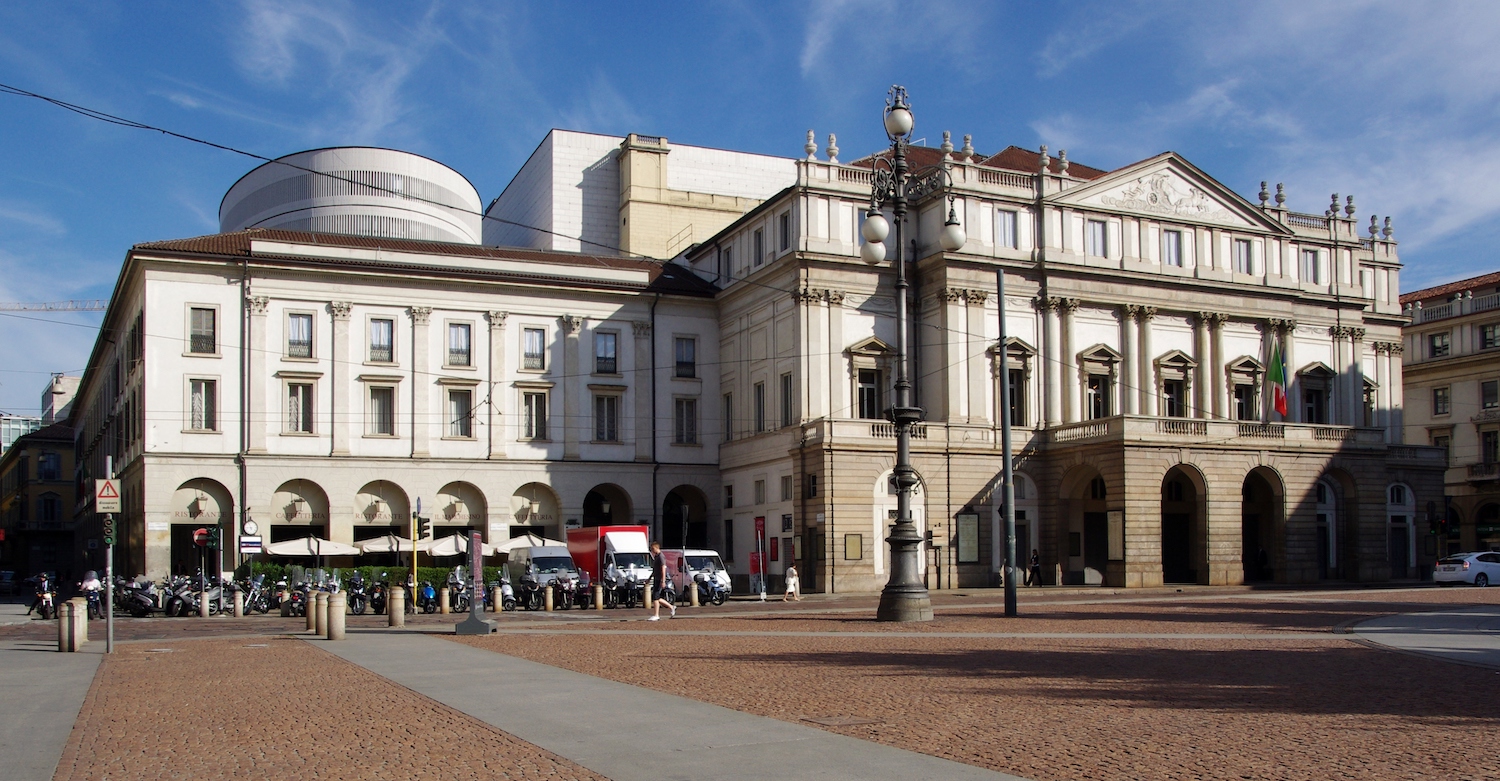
[1353,604,1500,668]
[317,631,1026,781]
[0,639,102,781]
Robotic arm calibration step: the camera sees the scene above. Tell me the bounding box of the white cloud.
[0,201,65,235]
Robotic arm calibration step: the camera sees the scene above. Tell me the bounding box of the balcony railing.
[1468,462,1500,481]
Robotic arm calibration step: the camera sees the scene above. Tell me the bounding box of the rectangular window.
[1300,249,1320,284]
[594,394,619,442]
[857,369,882,420]
[1163,380,1185,417]
[724,519,734,561]
[523,328,546,370]
[594,331,617,374]
[447,323,472,367]
[1483,324,1500,350]
[675,398,698,444]
[1485,430,1500,464]
[1234,384,1257,421]
[780,372,794,428]
[806,473,818,498]
[1006,367,1026,426]
[780,475,793,502]
[779,212,791,251]
[522,391,548,439]
[1432,434,1450,463]
[724,484,734,509]
[368,386,395,435]
[1304,388,1327,424]
[753,382,766,433]
[287,383,314,433]
[754,479,766,505]
[724,246,734,278]
[189,379,217,430]
[997,210,1018,249]
[448,389,473,438]
[674,337,696,378]
[287,313,313,358]
[1233,239,1253,274]
[369,318,394,363]
[1162,229,1183,267]
[1429,332,1451,358]
[1484,381,1499,410]
[753,229,764,267]
[189,307,216,354]
[1086,219,1107,257]
[722,393,734,442]
[37,453,60,481]
[1433,386,1451,415]
[1087,374,1112,419]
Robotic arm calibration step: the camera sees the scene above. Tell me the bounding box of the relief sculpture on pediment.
[1099,172,1240,225]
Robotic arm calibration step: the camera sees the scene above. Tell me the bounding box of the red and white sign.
[95,479,122,513]
[193,527,210,547]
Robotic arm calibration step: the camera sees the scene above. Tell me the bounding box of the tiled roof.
[1399,270,1500,305]
[847,144,1110,181]
[133,229,717,296]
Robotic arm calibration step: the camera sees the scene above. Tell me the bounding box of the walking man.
[647,541,675,621]
[1026,549,1042,587]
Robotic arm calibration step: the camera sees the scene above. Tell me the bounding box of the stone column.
[409,306,432,457]
[798,289,826,420]
[248,295,269,452]
[561,315,583,460]
[942,288,966,422]
[1373,343,1391,436]
[1209,313,1227,420]
[1349,327,1366,426]
[1282,321,1298,422]
[1387,343,1405,441]
[1038,297,1061,427]
[827,291,846,417]
[330,302,353,455]
[1120,305,1138,415]
[633,320,653,461]
[1192,313,1210,419]
[965,290,989,423]
[487,311,508,459]
[1060,299,1079,423]
[1139,307,1157,416]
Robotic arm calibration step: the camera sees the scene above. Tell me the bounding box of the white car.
[1433,552,1500,587]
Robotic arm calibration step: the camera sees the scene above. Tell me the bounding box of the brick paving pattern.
[452,590,1500,781]
[50,637,604,781]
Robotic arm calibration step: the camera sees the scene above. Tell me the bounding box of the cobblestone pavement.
[450,588,1500,781]
[51,636,604,781]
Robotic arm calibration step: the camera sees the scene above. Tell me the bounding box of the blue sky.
[2,0,1499,412]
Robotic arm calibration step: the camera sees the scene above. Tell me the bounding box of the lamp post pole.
[863,86,965,622]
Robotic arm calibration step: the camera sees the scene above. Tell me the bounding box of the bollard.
[327,592,346,640]
[544,584,554,612]
[281,591,292,617]
[233,590,244,618]
[593,583,604,611]
[644,583,653,609]
[388,586,405,627]
[688,582,699,608]
[57,601,75,652]
[314,592,329,637]
[70,598,89,644]
[305,593,318,632]
[199,590,211,618]
[491,586,503,613]
[438,587,450,615]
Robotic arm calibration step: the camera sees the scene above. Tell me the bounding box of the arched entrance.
[991,473,1040,575]
[354,481,410,542]
[1161,465,1206,584]
[436,481,487,537]
[582,484,632,528]
[170,478,233,575]
[1387,483,1415,579]
[1241,468,1284,583]
[662,486,709,548]
[511,483,560,539]
[1058,466,1108,585]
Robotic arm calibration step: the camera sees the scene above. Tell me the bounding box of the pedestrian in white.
[782,563,801,602]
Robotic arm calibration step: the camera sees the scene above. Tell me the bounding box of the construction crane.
[0,300,107,312]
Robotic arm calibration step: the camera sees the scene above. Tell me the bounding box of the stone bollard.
[688,582,699,608]
[388,586,405,627]
[304,593,317,632]
[327,592,347,640]
[544,585,554,612]
[233,590,245,618]
[57,601,76,652]
[593,583,604,611]
[314,592,329,637]
[644,583,653,608]
[491,586,503,613]
[438,587,450,615]
[70,598,89,643]
[199,590,211,618]
[1055,563,1063,588]
[280,591,292,617]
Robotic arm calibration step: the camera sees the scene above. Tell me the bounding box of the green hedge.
[238,561,503,587]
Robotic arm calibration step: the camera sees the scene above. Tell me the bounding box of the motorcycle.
[602,566,643,609]
[347,572,369,615]
[517,574,544,611]
[239,574,271,614]
[286,582,308,618]
[370,577,388,615]
[416,581,438,614]
[28,573,55,620]
[552,571,577,610]
[498,576,517,612]
[115,576,165,617]
[695,570,729,606]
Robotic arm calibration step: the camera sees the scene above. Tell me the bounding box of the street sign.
[193,527,210,547]
[95,479,122,513]
[240,535,262,554]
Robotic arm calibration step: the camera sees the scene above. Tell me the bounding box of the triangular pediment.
[1049,154,1291,234]
[848,336,892,356]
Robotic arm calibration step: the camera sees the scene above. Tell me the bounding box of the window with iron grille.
[523,328,546,370]
[448,323,471,367]
[675,337,696,378]
[595,331,617,374]
[189,307,216,354]
[369,318,394,363]
[287,313,313,358]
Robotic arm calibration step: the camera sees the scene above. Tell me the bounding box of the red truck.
[565,525,652,583]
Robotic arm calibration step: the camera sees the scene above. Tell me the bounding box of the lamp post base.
[876,587,933,622]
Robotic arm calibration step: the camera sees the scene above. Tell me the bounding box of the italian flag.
[1269,338,1288,417]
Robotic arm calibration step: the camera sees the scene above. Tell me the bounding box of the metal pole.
[105,455,113,654]
[877,89,933,622]
[999,269,1018,617]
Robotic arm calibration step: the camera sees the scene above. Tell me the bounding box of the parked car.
[1434,552,1500,587]
[0,570,14,597]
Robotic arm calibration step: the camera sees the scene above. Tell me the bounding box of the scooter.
[517,574,543,611]
[28,574,55,620]
[553,572,577,610]
[347,572,369,615]
[695,570,729,606]
[370,578,388,615]
[115,576,165,617]
[498,576,517,612]
[416,581,438,614]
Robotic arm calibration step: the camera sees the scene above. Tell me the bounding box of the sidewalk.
[314,630,1027,781]
[0,638,103,781]
[1353,604,1500,668]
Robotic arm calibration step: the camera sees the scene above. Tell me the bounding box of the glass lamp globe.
[861,212,889,243]
[861,239,887,265]
[939,215,966,252]
[884,106,913,138]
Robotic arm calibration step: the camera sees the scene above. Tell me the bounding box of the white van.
[505,545,580,587]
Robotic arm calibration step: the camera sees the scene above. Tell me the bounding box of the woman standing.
[782,563,801,601]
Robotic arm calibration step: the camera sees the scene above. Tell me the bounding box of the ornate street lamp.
[862,86,965,622]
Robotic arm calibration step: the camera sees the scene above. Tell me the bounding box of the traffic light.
[416,513,432,540]
[102,517,114,546]
[206,527,221,550]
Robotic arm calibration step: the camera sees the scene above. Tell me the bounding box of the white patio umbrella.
[263,536,361,557]
[425,533,502,558]
[357,533,432,554]
[490,532,566,554]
